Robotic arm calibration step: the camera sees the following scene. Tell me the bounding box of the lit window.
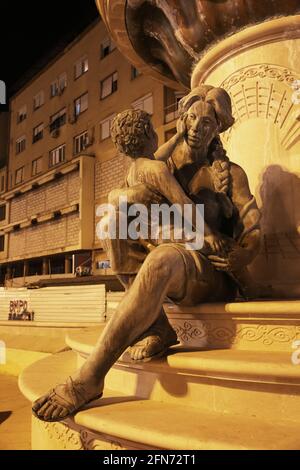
[0,81,6,105]
[100,72,118,100]
[33,123,44,143]
[100,114,115,141]
[33,91,45,110]
[17,106,27,124]
[132,93,153,115]
[74,93,88,117]
[59,73,67,91]
[100,38,116,59]
[74,131,89,155]
[15,167,24,185]
[75,56,89,79]
[32,157,43,176]
[50,108,67,132]
[50,81,59,98]
[16,136,26,155]
[49,144,66,168]
[131,66,141,80]
[50,73,67,98]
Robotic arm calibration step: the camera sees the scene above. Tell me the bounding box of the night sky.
[1,0,99,95]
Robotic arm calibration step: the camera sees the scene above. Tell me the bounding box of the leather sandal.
[32,376,103,423]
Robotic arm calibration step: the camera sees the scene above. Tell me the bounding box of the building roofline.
[11,17,101,100]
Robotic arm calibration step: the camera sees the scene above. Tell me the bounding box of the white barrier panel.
[0,285,106,323]
[0,340,6,364]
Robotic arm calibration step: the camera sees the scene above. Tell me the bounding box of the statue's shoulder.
[229,161,252,197]
[229,162,249,182]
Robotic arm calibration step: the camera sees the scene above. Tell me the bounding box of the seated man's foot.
[128,314,179,362]
[32,377,103,423]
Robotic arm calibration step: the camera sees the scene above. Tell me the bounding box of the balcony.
[49,114,66,133]
[164,101,180,124]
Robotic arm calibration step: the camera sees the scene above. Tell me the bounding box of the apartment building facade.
[0,19,184,284]
[0,112,8,197]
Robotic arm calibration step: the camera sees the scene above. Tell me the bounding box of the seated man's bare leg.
[118,275,178,361]
[32,246,187,422]
[128,309,178,361]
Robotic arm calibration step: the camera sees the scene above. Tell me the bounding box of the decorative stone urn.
[97,0,300,297]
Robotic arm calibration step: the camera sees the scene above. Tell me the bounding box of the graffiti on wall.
[8,300,34,321]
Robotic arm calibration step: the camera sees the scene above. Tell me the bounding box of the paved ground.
[0,374,31,450]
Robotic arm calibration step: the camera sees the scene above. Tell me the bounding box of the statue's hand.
[109,185,163,207]
[208,243,252,272]
[176,113,187,139]
[204,233,227,255]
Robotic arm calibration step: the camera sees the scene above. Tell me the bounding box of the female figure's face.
[185,100,218,152]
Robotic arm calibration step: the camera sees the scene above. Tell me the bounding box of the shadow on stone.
[0,411,12,424]
[251,165,300,297]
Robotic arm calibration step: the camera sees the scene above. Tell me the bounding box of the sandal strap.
[47,378,90,411]
[66,377,89,406]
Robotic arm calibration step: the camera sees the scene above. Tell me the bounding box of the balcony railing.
[164,101,180,124]
[49,114,66,133]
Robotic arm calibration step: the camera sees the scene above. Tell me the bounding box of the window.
[100,72,118,100]
[50,73,67,98]
[100,38,116,59]
[33,123,44,143]
[50,108,67,132]
[16,136,26,155]
[74,131,89,155]
[131,66,141,80]
[74,56,88,79]
[0,205,6,221]
[0,175,5,192]
[33,91,45,110]
[132,93,153,115]
[164,89,185,123]
[0,235,4,252]
[100,114,115,141]
[50,81,58,98]
[15,167,24,185]
[32,157,43,176]
[59,73,67,91]
[49,144,66,168]
[74,92,88,117]
[17,106,27,123]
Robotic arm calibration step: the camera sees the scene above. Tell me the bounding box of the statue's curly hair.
[111,109,152,158]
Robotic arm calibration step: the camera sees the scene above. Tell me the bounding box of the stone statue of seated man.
[32,85,262,423]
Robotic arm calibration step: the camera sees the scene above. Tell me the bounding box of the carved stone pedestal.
[19,300,300,450]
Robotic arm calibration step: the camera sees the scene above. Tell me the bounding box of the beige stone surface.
[0,375,31,450]
[1,350,49,377]
[75,399,300,450]
[19,350,300,450]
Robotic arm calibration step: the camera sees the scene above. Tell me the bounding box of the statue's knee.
[145,247,175,279]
